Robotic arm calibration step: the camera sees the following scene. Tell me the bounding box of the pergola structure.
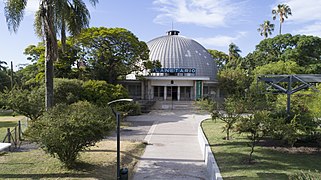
[257,74,321,117]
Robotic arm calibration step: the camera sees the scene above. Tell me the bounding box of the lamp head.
[107,99,133,106]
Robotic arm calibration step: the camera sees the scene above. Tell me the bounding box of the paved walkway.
[127,110,210,180]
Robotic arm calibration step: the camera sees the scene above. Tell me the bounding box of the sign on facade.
[152,68,196,74]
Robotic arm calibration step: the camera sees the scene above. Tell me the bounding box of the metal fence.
[2,117,28,151]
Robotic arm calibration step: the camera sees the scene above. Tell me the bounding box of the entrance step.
[151,101,198,110]
[137,100,156,113]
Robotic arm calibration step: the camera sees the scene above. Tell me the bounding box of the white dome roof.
[147,30,217,81]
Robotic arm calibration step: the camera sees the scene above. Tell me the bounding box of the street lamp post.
[107,98,133,180]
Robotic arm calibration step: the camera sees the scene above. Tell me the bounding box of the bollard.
[18,121,22,141]
[7,128,11,151]
[120,168,128,180]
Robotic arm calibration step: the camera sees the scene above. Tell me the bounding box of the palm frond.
[4,0,27,32]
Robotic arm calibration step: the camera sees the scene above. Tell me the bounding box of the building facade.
[124,30,219,101]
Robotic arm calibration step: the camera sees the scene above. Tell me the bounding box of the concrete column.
[178,86,181,101]
[141,81,144,100]
[217,88,220,98]
[164,86,167,101]
[148,81,152,100]
[193,81,196,100]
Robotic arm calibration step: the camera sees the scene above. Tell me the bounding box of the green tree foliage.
[218,67,251,98]
[0,87,45,120]
[265,89,321,147]
[0,60,8,71]
[228,43,242,68]
[272,4,292,35]
[0,61,12,92]
[0,71,11,92]
[55,41,80,78]
[245,34,321,72]
[195,99,219,121]
[220,97,245,140]
[82,80,128,106]
[208,49,229,70]
[75,27,149,84]
[23,41,81,82]
[0,78,131,119]
[26,101,114,168]
[253,60,301,76]
[4,0,98,109]
[53,78,84,105]
[258,20,275,39]
[236,110,272,163]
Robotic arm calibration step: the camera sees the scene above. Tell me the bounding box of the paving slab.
[127,110,210,180]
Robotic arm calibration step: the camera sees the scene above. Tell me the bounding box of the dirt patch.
[258,139,321,154]
[267,146,320,154]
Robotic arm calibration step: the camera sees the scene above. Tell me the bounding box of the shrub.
[289,170,321,180]
[196,99,219,121]
[125,102,141,116]
[220,97,244,140]
[236,110,271,163]
[0,86,45,120]
[26,101,115,168]
[82,80,129,106]
[53,78,84,105]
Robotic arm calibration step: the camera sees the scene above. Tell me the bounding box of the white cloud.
[295,22,321,37]
[194,32,247,47]
[152,0,244,28]
[276,0,321,23]
[274,0,321,37]
[25,0,39,16]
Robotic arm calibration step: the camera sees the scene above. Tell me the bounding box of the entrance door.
[167,86,178,101]
[172,86,178,101]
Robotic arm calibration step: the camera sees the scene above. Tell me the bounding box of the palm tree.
[228,43,241,61]
[4,0,98,110]
[258,20,275,39]
[228,43,242,68]
[272,4,292,35]
[0,60,8,71]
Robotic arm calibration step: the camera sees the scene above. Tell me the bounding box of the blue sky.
[1,0,321,69]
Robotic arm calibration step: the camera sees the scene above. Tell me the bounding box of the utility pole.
[10,61,13,89]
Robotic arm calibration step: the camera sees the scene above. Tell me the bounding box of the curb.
[198,120,223,180]
[143,121,158,144]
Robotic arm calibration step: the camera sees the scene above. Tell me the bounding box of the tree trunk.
[61,19,66,53]
[226,128,230,140]
[44,0,57,110]
[249,138,255,164]
[279,21,282,35]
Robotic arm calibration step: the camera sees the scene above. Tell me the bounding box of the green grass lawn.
[0,113,145,179]
[202,119,321,179]
[0,140,145,179]
[0,116,26,142]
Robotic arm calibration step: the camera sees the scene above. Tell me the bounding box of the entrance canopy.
[258,74,321,83]
[258,74,321,94]
[258,74,321,117]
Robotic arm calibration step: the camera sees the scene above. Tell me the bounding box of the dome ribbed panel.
[147,34,217,80]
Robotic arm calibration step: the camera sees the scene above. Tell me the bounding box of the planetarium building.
[125,30,219,101]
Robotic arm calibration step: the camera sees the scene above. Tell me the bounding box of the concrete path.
[127,110,210,180]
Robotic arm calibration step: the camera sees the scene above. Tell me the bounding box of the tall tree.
[208,49,229,70]
[228,43,241,61]
[75,27,149,84]
[4,0,98,110]
[258,20,275,39]
[228,43,242,68]
[0,60,8,71]
[272,4,292,35]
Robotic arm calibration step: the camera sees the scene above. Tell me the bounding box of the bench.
[0,143,11,151]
